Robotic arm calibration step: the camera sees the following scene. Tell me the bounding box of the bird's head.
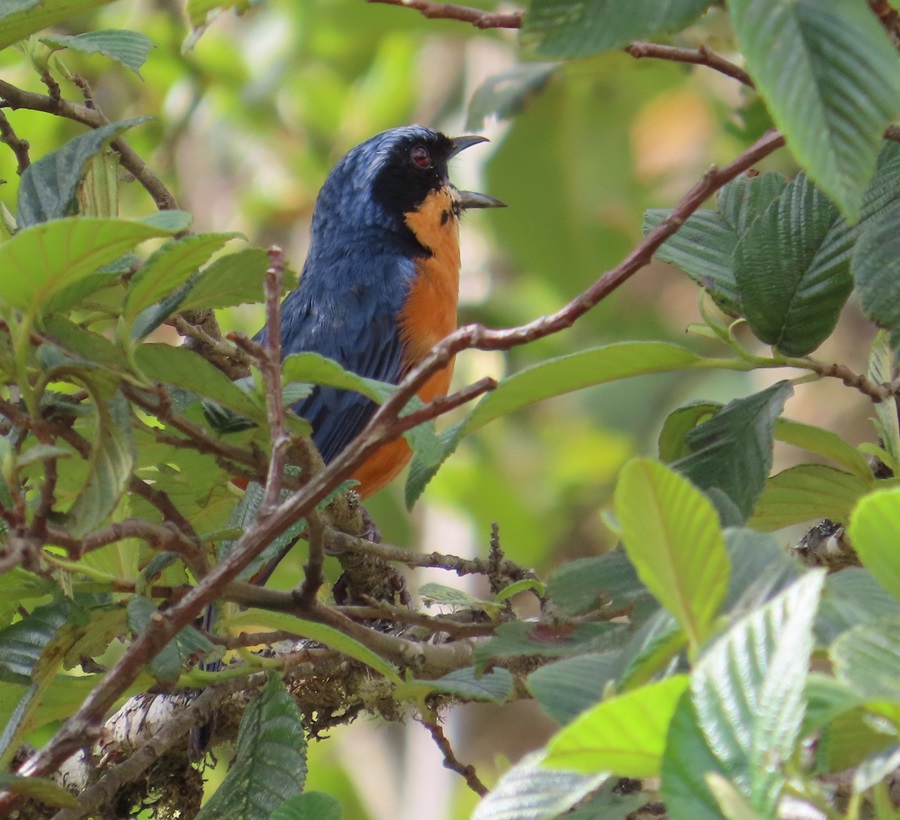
[310,125,504,255]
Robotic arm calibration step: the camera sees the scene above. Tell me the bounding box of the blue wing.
[258,251,415,464]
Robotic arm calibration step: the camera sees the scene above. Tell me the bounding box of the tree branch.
[0,109,30,173]
[0,79,178,211]
[625,41,754,87]
[420,713,488,796]
[367,0,522,28]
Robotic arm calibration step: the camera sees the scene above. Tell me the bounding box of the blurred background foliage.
[0,1,879,816]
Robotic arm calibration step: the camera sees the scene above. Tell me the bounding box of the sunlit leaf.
[41,30,154,77]
[0,0,120,50]
[848,486,900,602]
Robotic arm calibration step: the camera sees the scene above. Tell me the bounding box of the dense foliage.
[3,1,900,818]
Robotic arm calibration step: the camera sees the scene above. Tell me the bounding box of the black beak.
[447,135,506,209]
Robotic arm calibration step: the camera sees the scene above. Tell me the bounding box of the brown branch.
[625,41,754,88]
[0,109,30,173]
[325,527,537,581]
[46,519,198,559]
[367,0,522,28]
[0,79,178,211]
[259,247,290,516]
[420,714,488,796]
[172,312,251,380]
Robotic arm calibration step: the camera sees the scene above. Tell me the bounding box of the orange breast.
[351,186,460,498]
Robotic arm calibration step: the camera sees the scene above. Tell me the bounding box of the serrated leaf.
[0,217,179,315]
[728,0,900,219]
[544,675,689,777]
[734,174,848,356]
[17,118,148,228]
[124,233,237,325]
[196,675,306,820]
[270,792,343,820]
[228,611,402,685]
[526,654,620,724]
[41,30,154,77]
[724,529,803,617]
[848,487,900,602]
[67,387,135,537]
[523,0,713,59]
[472,750,609,820]
[691,571,825,815]
[418,582,492,611]
[179,247,277,311]
[406,342,705,507]
[0,0,120,50]
[674,381,792,521]
[281,352,393,405]
[646,172,787,314]
[414,667,514,703]
[466,63,558,131]
[748,464,871,531]
[854,216,900,359]
[615,458,729,651]
[0,599,75,683]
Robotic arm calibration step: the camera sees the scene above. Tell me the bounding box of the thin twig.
[626,41,754,87]
[367,0,522,28]
[420,714,488,796]
[0,79,178,210]
[0,109,30,173]
[259,247,290,516]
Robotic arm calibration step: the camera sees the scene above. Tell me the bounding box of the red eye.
[411,145,431,168]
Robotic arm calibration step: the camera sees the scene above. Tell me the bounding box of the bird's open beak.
[448,135,506,210]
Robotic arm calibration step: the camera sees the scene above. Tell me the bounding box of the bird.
[260,124,504,497]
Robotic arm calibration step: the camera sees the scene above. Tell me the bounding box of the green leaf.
[124,233,237,326]
[646,172,786,314]
[0,0,120,50]
[661,691,737,820]
[141,209,192,233]
[134,344,265,422]
[179,247,275,311]
[0,772,78,809]
[728,0,900,220]
[282,352,394,404]
[67,387,135,538]
[196,675,307,820]
[418,582,497,613]
[410,667,514,703]
[407,342,705,506]
[546,551,650,616]
[523,0,713,59]
[774,418,874,482]
[691,571,825,816]
[474,621,628,667]
[17,118,149,228]
[831,616,900,703]
[724,529,803,616]
[734,174,848,356]
[472,750,609,820]
[41,30,154,77]
[544,675,689,777]
[674,381,792,521]
[869,331,900,468]
[0,599,74,683]
[270,792,343,820]
[228,611,402,685]
[466,63,558,131]
[527,654,620,724]
[615,458,729,651]
[848,487,900,602]
[748,464,872,531]
[126,596,214,684]
[0,217,181,315]
[817,569,900,645]
[853,216,900,358]
[185,0,256,29]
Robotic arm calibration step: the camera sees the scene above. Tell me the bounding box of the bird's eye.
[410,145,432,168]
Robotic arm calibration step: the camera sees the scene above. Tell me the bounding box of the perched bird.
[261,125,504,495]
